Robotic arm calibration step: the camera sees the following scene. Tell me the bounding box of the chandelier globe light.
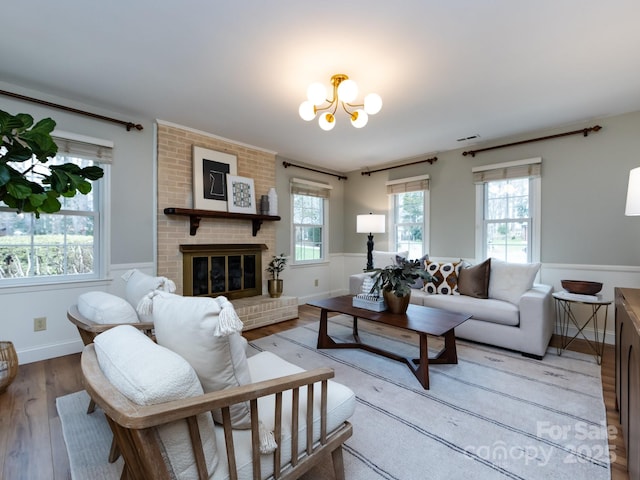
[299,74,382,130]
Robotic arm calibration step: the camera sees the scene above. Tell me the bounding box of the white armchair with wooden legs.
[81,325,355,480]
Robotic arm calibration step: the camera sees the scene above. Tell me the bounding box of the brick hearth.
[233,295,298,330]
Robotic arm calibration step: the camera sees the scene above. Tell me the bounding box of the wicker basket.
[0,341,18,394]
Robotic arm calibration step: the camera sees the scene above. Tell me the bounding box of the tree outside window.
[484,178,530,263]
[0,154,101,281]
[393,190,426,259]
[292,193,325,262]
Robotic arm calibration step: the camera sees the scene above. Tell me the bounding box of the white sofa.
[350,259,554,359]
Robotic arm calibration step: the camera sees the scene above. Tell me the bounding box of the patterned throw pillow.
[423,260,462,295]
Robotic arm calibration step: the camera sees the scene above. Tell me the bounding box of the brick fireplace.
[180,243,266,299]
[155,121,297,329]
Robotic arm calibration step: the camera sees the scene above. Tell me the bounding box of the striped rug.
[249,315,611,480]
[57,316,611,480]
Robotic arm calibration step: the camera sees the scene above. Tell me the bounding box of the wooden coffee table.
[307,295,471,389]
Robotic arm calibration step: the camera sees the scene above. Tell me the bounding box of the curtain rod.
[0,89,144,132]
[462,125,601,157]
[361,156,438,176]
[282,161,347,180]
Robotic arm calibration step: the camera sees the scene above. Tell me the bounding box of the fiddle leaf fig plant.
[0,109,104,217]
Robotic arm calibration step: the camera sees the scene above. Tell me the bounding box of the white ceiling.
[2,1,640,173]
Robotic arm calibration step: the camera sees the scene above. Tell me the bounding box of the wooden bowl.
[561,280,603,295]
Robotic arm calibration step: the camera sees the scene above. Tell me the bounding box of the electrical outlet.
[34,317,47,332]
[314,279,319,287]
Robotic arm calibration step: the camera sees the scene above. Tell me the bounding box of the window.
[0,134,110,284]
[387,175,429,259]
[474,158,541,264]
[291,178,331,263]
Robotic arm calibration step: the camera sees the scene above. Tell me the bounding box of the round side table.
[552,291,611,365]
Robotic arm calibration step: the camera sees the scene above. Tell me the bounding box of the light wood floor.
[0,305,629,479]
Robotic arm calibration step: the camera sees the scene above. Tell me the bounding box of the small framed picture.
[226,175,256,214]
[192,146,237,211]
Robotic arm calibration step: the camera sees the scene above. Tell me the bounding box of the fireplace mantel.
[164,207,281,236]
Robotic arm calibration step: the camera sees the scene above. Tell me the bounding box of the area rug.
[57,316,611,480]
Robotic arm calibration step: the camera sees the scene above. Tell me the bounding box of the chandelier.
[298,74,382,131]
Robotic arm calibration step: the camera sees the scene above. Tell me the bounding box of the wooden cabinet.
[615,287,640,479]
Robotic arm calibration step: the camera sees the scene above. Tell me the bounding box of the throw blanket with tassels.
[136,291,244,337]
[121,269,177,293]
[135,291,277,453]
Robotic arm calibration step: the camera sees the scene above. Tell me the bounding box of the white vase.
[268,188,278,216]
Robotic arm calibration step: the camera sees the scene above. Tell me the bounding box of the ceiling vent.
[457,134,481,142]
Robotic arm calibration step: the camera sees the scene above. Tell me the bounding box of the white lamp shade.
[298,101,316,121]
[337,79,358,103]
[318,112,335,131]
[307,82,327,105]
[364,93,382,115]
[357,214,386,233]
[351,109,368,128]
[626,167,640,215]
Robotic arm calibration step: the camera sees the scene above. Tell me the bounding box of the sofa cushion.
[458,258,491,299]
[148,292,253,428]
[423,260,462,295]
[421,293,520,326]
[488,259,541,305]
[94,325,218,478]
[122,269,176,321]
[77,291,139,324]
[372,250,408,269]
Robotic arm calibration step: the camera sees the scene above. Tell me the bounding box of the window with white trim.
[474,158,541,264]
[291,178,331,263]
[388,175,429,259]
[0,134,110,283]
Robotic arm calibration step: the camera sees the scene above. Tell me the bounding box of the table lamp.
[625,167,640,215]
[356,213,386,270]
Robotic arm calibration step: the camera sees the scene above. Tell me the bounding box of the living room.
[2,1,640,479]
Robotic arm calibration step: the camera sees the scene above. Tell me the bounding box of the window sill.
[291,260,331,268]
[0,277,112,294]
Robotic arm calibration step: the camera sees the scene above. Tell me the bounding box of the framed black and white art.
[192,146,237,211]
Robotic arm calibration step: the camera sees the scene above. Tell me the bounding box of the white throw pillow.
[122,269,176,322]
[372,250,409,269]
[149,292,252,428]
[94,325,218,478]
[488,258,541,305]
[77,291,139,324]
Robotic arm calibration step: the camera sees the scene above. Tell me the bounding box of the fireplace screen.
[181,244,266,299]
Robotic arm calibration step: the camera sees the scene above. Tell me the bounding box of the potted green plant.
[369,257,432,313]
[266,253,288,298]
[0,109,104,216]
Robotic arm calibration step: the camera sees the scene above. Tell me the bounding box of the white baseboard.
[18,339,84,365]
[296,289,350,305]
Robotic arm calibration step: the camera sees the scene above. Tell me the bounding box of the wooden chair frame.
[81,344,353,480]
[67,304,155,348]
